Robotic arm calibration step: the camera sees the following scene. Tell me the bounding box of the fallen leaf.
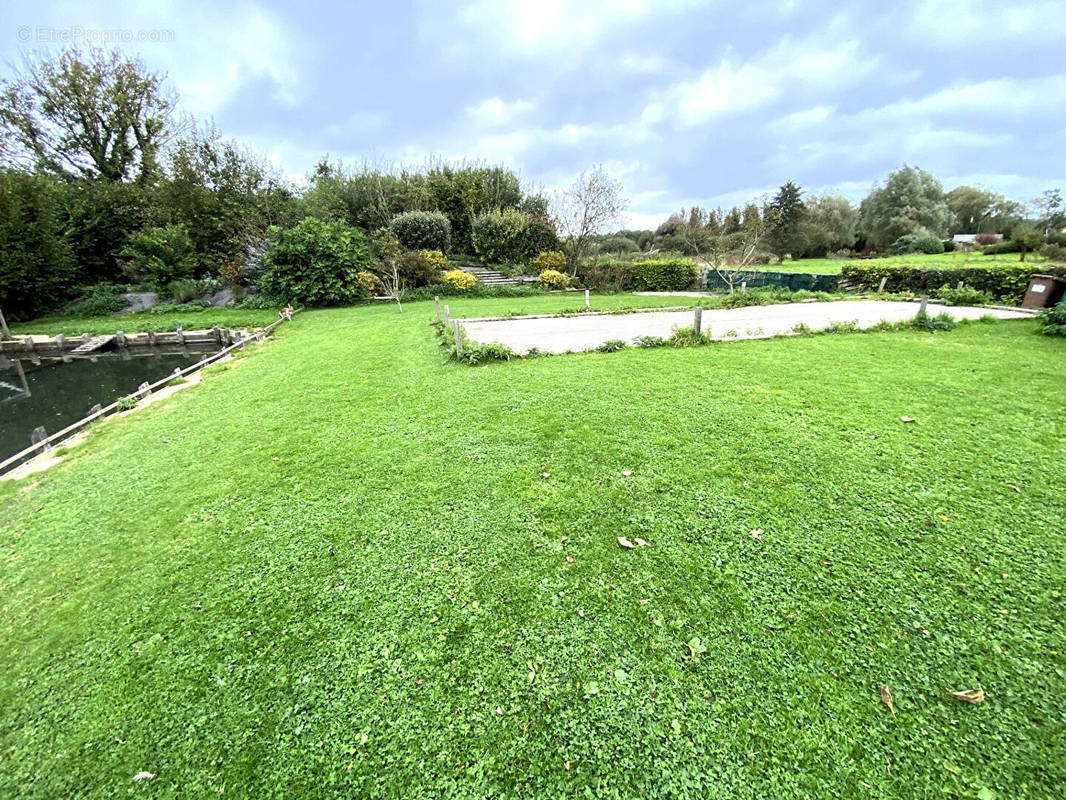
[132,772,154,783]
[750,528,763,540]
[880,685,896,716]
[538,471,550,478]
[1008,484,1021,493]
[496,706,503,716]
[617,536,635,549]
[565,555,574,563]
[621,470,633,477]
[633,537,648,547]
[950,688,985,705]
[271,456,279,461]
[900,416,915,423]
[564,761,571,772]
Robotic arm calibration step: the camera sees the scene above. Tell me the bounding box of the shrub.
[982,238,1022,255]
[936,284,992,306]
[259,217,374,306]
[537,269,568,290]
[67,283,130,316]
[238,294,275,310]
[356,270,384,298]
[974,233,1001,246]
[634,335,666,348]
[625,258,698,291]
[389,211,451,252]
[419,249,449,271]
[913,312,955,331]
[471,208,529,264]
[840,263,1066,304]
[119,224,198,286]
[1036,300,1066,336]
[667,326,711,347]
[890,230,944,255]
[167,278,202,303]
[596,339,627,353]
[1046,232,1066,247]
[443,269,477,291]
[151,301,209,314]
[394,250,442,288]
[532,250,567,273]
[1040,243,1066,262]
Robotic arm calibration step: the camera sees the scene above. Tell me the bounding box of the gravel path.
[460,300,1032,354]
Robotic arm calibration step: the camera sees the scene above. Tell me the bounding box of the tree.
[259,217,374,306]
[1032,189,1064,236]
[0,49,183,184]
[858,165,953,248]
[1011,223,1044,262]
[676,213,765,294]
[798,195,857,257]
[764,181,806,262]
[552,165,628,274]
[947,186,1023,234]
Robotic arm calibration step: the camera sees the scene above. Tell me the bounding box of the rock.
[117,292,157,314]
[207,288,234,307]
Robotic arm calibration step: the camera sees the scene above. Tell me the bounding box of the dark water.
[0,349,215,466]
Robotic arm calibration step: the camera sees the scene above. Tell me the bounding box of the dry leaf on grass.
[617,536,635,549]
[880,685,896,716]
[621,470,633,477]
[538,472,550,478]
[750,529,763,540]
[900,416,915,423]
[950,688,985,705]
[634,537,648,547]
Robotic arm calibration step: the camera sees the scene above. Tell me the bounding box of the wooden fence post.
[444,305,450,326]
[30,426,49,454]
[957,280,964,290]
[585,289,590,310]
[741,281,747,294]
[694,306,702,335]
[147,329,157,346]
[23,336,34,354]
[453,322,463,355]
[212,326,222,345]
[878,276,888,293]
[919,295,928,315]
[138,381,151,399]
[116,331,127,347]
[435,296,441,321]
[55,333,65,350]
[176,326,185,345]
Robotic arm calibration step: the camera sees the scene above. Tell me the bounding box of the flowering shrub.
[443,269,477,291]
[537,269,568,290]
[356,270,384,297]
[419,249,449,272]
[532,250,567,273]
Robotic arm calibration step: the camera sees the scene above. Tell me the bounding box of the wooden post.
[176,326,185,345]
[30,426,49,454]
[741,281,747,294]
[957,280,964,290]
[435,296,441,321]
[236,331,245,349]
[55,333,65,350]
[81,332,90,344]
[444,305,450,326]
[0,307,9,340]
[694,306,702,335]
[878,276,888,293]
[116,331,127,347]
[23,336,34,354]
[453,322,463,355]
[585,289,590,310]
[213,326,222,345]
[138,381,151,399]
[147,329,157,346]
[919,295,928,315]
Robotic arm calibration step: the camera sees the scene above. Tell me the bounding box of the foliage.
[596,339,628,352]
[912,311,955,331]
[0,49,180,183]
[114,394,138,411]
[859,165,953,247]
[666,325,712,347]
[552,165,628,270]
[764,181,807,261]
[840,262,1066,303]
[946,186,1022,235]
[393,250,443,288]
[356,270,385,298]
[150,301,210,314]
[66,283,129,316]
[419,249,448,272]
[1035,300,1066,336]
[532,250,567,273]
[0,167,76,319]
[890,229,945,255]
[442,269,477,291]
[166,278,202,303]
[259,217,373,306]
[537,269,568,290]
[118,224,197,286]
[1010,223,1044,261]
[389,210,451,252]
[470,208,558,264]
[1041,243,1066,262]
[936,284,992,306]
[625,258,699,291]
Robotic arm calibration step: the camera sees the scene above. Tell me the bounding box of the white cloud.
[465,97,537,126]
[909,0,1066,45]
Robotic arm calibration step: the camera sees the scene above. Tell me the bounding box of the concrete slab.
[460,300,1032,355]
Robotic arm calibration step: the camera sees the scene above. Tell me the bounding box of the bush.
[356,271,384,298]
[936,284,991,306]
[625,258,699,291]
[1040,243,1066,262]
[596,339,628,353]
[151,301,210,314]
[982,238,1022,255]
[167,278,202,303]
[389,211,451,253]
[471,208,527,264]
[394,250,442,288]
[974,233,1000,246]
[67,283,130,316]
[1036,300,1066,336]
[419,249,449,271]
[890,230,944,255]
[533,250,567,273]
[443,269,477,291]
[537,269,568,290]
[259,217,374,306]
[119,224,198,286]
[840,263,1066,304]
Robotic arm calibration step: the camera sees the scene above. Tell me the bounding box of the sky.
[2,0,1064,229]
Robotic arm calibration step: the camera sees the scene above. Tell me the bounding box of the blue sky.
[2,0,1064,228]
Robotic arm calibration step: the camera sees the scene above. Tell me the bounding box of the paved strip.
[460,300,1032,355]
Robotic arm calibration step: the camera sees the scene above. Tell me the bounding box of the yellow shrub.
[356,270,385,297]
[537,269,568,290]
[532,250,567,273]
[443,269,477,291]
[419,249,449,271]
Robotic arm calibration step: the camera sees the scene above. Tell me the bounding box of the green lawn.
[8,308,280,337]
[761,251,1056,275]
[2,298,1064,798]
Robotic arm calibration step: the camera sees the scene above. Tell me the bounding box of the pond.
[1,348,216,468]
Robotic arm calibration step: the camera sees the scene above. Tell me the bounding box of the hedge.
[840,263,1066,303]
[704,269,840,293]
[578,257,698,292]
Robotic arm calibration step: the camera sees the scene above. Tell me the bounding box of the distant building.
[952,233,1003,250]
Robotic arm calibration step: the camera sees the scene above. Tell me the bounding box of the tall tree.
[552,165,628,273]
[0,49,183,184]
[858,165,953,248]
[947,186,1023,234]
[764,181,807,262]
[1032,188,1064,236]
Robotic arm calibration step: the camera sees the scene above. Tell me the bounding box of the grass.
[1,297,1064,798]
[9,308,280,336]
[757,250,1059,275]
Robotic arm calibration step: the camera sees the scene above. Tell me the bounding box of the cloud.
[465,97,537,127]
[908,0,1066,45]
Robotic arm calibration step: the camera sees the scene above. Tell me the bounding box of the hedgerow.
[840,263,1066,303]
